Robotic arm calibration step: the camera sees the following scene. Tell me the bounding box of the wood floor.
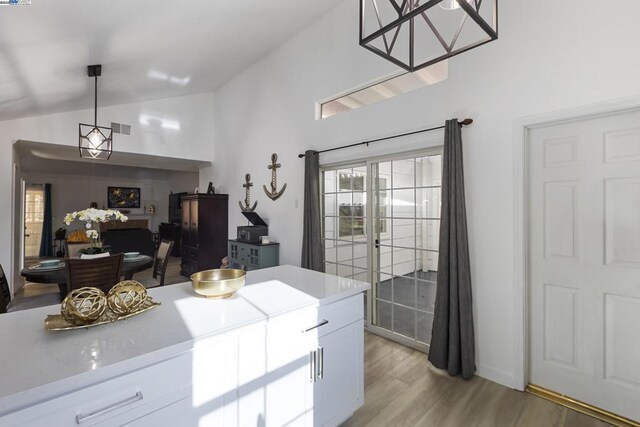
[343,333,612,427]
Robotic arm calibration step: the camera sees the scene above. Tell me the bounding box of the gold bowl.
[190,269,246,299]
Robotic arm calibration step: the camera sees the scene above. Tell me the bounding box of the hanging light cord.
[94,74,98,127]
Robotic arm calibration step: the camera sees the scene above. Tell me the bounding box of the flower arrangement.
[64,208,128,248]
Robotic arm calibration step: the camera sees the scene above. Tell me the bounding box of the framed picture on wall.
[107,187,141,209]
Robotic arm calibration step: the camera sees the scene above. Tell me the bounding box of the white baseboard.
[476,364,520,390]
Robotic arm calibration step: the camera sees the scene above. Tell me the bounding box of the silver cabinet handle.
[310,350,316,383]
[76,391,144,424]
[318,347,324,380]
[304,319,329,333]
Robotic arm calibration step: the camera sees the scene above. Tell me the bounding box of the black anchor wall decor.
[263,153,287,201]
[239,173,258,213]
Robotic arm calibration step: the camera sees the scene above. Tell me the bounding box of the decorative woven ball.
[61,287,107,325]
[107,281,147,315]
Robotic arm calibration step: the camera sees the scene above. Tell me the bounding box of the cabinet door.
[315,320,364,427]
[189,200,199,248]
[261,309,316,427]
[181,199,190,248]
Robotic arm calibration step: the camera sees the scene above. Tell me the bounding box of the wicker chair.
[138,240,174,289]
[66,253,124,294]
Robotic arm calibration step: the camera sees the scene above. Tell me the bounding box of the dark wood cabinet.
[169,192,187,224]
[180,194,229,277]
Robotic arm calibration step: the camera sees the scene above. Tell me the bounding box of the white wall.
[211,0,640,387]
[22,170,198,235]
[0,92,214,288]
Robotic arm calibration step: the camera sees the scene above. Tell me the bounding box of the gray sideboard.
[228,239,279,270]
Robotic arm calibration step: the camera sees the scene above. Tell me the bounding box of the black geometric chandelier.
[359,0,498,72]
[79,64,113,160]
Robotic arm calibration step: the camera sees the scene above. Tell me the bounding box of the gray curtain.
[428,119,475,380]
[301,150,324,271]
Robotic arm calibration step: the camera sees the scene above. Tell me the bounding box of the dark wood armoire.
[180,194,228,277]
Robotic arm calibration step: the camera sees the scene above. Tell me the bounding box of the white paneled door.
[528,110,640,422]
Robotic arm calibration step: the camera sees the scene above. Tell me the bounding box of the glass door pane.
[322,151,442,350]
[24,185,45,258]
[322,164,368,281]
[370,152,442,347]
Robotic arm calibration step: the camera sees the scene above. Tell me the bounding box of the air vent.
[110,122,131,135]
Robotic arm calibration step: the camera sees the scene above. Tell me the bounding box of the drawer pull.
[318,346,324,380]
[76,391,144,424]
[310,350,316,383]
[304,319,329,333]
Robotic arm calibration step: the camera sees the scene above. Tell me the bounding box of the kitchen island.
[0,265,370,426]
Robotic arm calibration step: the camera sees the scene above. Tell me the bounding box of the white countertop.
[0,265,370,414]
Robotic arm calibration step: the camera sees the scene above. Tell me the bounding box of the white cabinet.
[307,294,365,427]
[314,320,364,426]
[239,293,365,427]
[0,292,366,427]
[1,353,193,427]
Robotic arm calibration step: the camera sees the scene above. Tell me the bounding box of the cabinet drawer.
[3,354,192,426]
[308,294,364,338]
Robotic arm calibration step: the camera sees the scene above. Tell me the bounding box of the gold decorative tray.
[45,296,160,331]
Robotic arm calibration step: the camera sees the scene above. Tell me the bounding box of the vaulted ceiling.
[0,0,345,121]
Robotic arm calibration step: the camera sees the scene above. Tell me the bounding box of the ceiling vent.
[111,122,131,136]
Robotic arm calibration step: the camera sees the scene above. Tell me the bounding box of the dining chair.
[65,242,93,259]
[66,253,124,294]
[1,263,61,314]
[139,240,174,289]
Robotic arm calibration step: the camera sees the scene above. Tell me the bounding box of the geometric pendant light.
[359,0,498,72]
[79,64,113,160]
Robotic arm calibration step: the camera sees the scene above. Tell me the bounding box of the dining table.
[20,256,154,297]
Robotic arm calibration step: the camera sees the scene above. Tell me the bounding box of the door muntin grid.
[322,151,442,347]
[371,153,442,346]
[323,166,368,283]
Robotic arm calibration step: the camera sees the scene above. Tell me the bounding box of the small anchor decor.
[239,173,258,213]
[263,153,287,201]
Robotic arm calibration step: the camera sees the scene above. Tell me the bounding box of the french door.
[322,149,443,350]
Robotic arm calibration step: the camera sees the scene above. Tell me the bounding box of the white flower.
[64,208,128,228]
[86,229,99,240]
[63,213,74,225]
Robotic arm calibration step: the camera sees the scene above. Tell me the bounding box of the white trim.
[513,94,640,392]
[477,364,518,389]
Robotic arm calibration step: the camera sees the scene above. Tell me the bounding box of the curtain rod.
[298,118,473,158]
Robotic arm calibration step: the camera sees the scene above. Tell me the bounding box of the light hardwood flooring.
[343,333,612,427]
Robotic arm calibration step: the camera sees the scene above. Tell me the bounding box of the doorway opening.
[23,184,45,261]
